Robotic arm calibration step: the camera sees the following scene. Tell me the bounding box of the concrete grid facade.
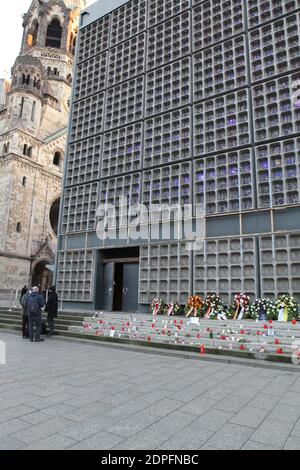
[57,0,300,312]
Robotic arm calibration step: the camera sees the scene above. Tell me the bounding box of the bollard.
[14,288,19,308]
[8,288,13,312]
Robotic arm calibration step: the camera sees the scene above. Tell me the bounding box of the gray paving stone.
[180,397,217,416]
[11,417,74,445]
[162,426,214,449]
[230,406,270,428]
[290,381,300,393]
[262,384,292,396]
[68,431,124,450]
[0,436,26,450]
[241,440,281,450]
[199,444,220,450]
[214,394,252,414]
[268,404,300,425]
[23,433,77,450]
[106,412,159,438]
[1,331,300,451]
[233,384,266,398]
[112,429,170,450]
[21,411,53,425]
[191,409,234,432]
[0,418,31,437]
[159,436,203,451]
[41,404,79,418]
[143,398,183,417]
[61,414,118,441]
[204,384,236,401]
[205,423,254,450]
[102,398,149,419]
[291,420,300,438]
[0,405,37,423]
[140,390,172,405]
[247,393,280,411]
[283,436,300,450]
[272,374,297,386]
[251,419,294,448]
[279,391,300,407]
[144,410,197,436]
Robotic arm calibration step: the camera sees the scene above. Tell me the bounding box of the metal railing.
[0,288,50,310]
[0,288,21,310]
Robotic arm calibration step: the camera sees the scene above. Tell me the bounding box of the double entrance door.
[102,260,139,312]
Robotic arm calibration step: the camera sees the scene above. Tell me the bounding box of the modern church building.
[56,0,300,312]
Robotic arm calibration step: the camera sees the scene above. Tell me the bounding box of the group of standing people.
[20,285,58,342]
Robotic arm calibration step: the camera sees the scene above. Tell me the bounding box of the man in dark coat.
[45,286,58,336]
[20,289,30,339]
[20,285,28,303]
[25,286,45,342]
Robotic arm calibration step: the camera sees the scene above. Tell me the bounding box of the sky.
[0,0,94,78]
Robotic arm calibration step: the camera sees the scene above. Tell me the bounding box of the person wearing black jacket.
[20,285,28,303]
[45,286,58,336]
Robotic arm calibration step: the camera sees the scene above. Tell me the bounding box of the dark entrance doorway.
[32,261,53,291]
[99,247,139,312]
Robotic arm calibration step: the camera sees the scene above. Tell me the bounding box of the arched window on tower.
[31,102,36,122]
[3,143,9,155]
[22,177,26,187]
[27,21,38,48]
[20,97,24,117]
[69,33,77,55]
[53,151,62,167]
[45,19,62,49]
[16,223,21,233]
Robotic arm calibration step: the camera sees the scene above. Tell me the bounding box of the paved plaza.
[0,331,300,450]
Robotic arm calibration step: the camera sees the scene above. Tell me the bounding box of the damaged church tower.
[0,0,86,290]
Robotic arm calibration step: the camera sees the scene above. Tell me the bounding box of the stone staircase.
[0,307,85,336]
[67,313,300,365]
[1,307,300,365]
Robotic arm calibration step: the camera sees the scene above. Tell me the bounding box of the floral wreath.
[204,294,223,319]
[233,293,250,320]
[150,298,164,316]
[185,295,203,317]
[251,298,276,320]
[276,294,299,321]
[164,301,180,316]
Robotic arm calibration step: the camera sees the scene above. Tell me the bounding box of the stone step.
[0,310,84,323]
[0,320,298,365]
[67,314,300,362]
